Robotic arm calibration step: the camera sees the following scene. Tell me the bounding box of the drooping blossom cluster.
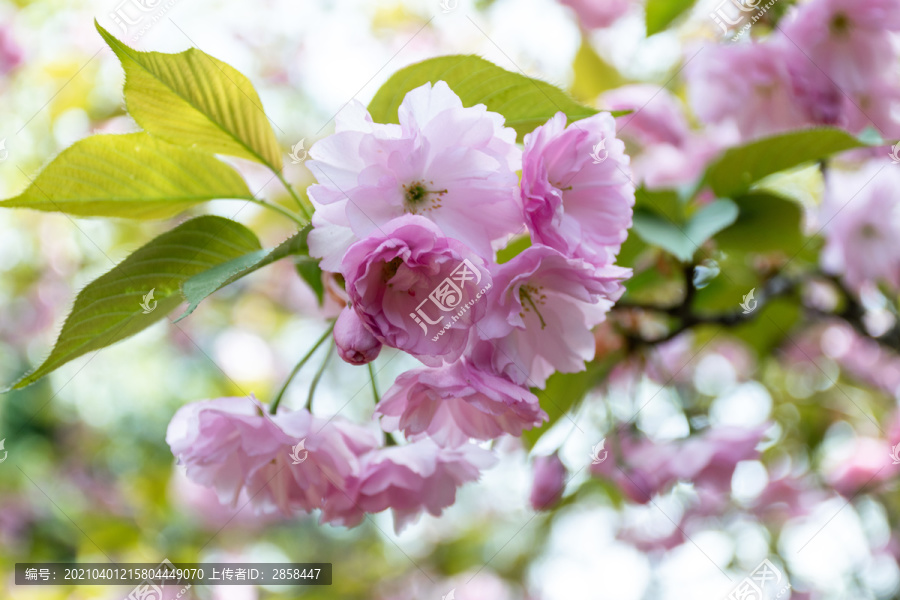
[686,0,900,140]
[167,81,634,529]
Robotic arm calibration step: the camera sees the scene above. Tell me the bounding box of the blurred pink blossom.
[558,0,634,29]
[780,0,900,94]
[601,84,728,189]
[819,161,900,293]
[0,24,22,74]
[825,436,900,496]
[529,452,567,511]
[592,425,767,502]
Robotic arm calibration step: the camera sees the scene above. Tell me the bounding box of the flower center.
[382,256,403,285]
[518,284,548,330]
[830,13,850,36]
[860,223,880,240]
[402,180,448,214]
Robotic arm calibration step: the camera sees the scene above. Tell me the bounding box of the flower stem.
[248,197,307,228]
[367,362,380,404]
[270,323,334,414]
[306,340,335,408]
[276,172,312,221]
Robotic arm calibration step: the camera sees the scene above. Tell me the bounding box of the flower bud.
[334,307,382,365]
[530,452,566,511]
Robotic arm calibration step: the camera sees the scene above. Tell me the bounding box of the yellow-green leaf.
[368,55,598,140]
[0,133,253,218]
[96,22,283,170]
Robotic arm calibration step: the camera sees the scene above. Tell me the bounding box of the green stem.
[270,323,335,414]
[306,340,335,408]
[248,197,307,228]
[276,172,312,221]
[367,362,380,404]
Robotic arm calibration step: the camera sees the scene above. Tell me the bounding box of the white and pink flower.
[306,81,522,270]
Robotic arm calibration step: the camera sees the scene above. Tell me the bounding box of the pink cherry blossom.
[166,396,379,520]
[333,306,382,365]
[780,0,900,95]
[375,359,547,447]
[475,245,629,388]
[530,453,567,511]
[825,436,900,497]
[306,81,522,270]
[591,425,766,502]
[520,112,634,267]
[558,0,633,29]
[819,160,900,293]
[322,438,497,532]
[341,215,493,367]
[0,25,21,75]
[686,41,808,139]
[601,84,728,189]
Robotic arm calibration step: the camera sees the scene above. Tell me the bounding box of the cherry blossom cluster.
[686,0,900,140]
[166,81,634,530]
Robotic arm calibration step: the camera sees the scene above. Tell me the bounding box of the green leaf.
[635,187,684,224]
[646,0,697,35]
[715,192,804,254]
[0,133,253,218]
[732,298,801,358]
[632,199,738,262]
[524,355,619,449]
[571,38,627,102]
[686,199,739,247]
[704,127,866,198]
[96,22,283,171]
[496,235,532,264]
[178,226,311,321]
[295,258,325,306]
[632,209,693,261]
[368,55,598,140]
[7,216,261,390]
